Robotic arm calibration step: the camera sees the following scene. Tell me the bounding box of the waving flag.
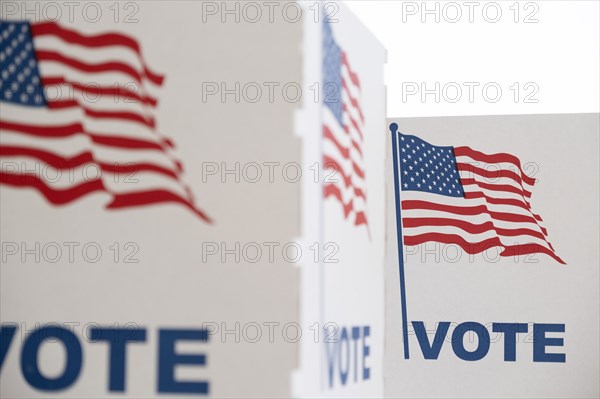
[322,21,368,230]
[0,20,211,222]
[390,124,564,264]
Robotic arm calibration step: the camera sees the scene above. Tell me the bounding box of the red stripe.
[405,233,502,253]
[31,21,164,85]
[464,191,543,222]
[324,125,349,159]
[0,172,210,222]
[36,50,156,87]
[90,134,171,151]
[461,177,532,199]
[341,51,361,90]
[323,125,366,180]
[402,217,553,250]
[107,189,211,223]
[47,99,156,129]
[403,232,564,264]
[454,146,536,186]
[324,183,368,227]
[354,211,368,227]
[0,120,171,151]
[0,171,105,205]
[464,191,529,212]
[324,123,363,159]
[42,76,158,107]
[322,153,366,200]
[501,243,565,265]
[457,163,533,195]
[401,199,547,231]
[324,183,353,218]
[323,154,366,193]
[342,104,364,141]
[323,170,366,200]
[341,78,364,124]
[0,145,180,180]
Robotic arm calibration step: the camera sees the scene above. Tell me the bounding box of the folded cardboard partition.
[385,114,599,398]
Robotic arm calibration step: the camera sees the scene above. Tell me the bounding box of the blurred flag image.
[0,20,211,222]
[322,21,368,230]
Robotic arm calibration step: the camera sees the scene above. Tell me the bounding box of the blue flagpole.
[390,122,410,360]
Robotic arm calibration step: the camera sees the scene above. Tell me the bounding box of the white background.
[344,0,599,117]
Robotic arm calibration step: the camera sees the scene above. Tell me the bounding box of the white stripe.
[33,36,154,82]
[1,103,164,144]
[37,61,161,101]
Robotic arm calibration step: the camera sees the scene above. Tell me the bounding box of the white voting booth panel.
[294,4,387,398]
[385,114,600,398]
[0,2,386,398]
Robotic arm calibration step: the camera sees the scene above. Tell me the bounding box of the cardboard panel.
[385,114,600,398]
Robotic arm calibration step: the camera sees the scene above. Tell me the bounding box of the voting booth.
[0,1,386,397]
[385,114,599,398]
[3,1,597,398]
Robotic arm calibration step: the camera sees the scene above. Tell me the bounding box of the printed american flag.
[322,21,368,230]
[393,130,564,264]
[0,20,211,222]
